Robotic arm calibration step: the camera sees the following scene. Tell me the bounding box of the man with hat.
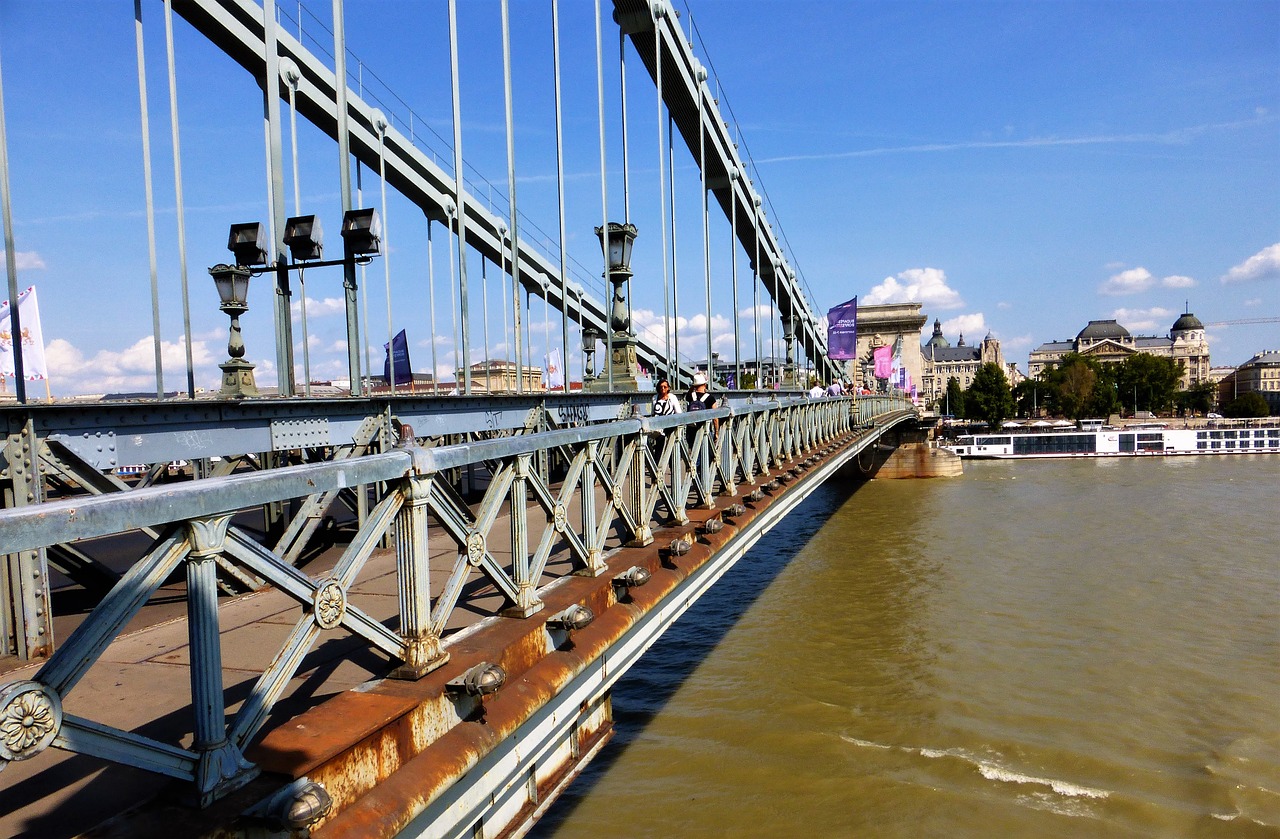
[686,372,717,412]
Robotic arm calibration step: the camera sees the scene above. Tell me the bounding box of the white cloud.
[1002,334,1034,351]
[291,296,347,317]
[864,267,963,310]
[1244,297,1262,307]
[1220,243,1280,284]
[1099,267,1154,296]
[997,301,1012,310]
[45,335,219,396]
[1161,275,1196,289]
[3,251,46,271]
[940,313,987,341]
[1111,306,1173,332]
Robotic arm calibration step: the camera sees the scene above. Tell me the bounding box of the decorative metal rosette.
[465,531,486,567]
[313,579,346,630]
[0,681,62,763]
[552,503,567,534]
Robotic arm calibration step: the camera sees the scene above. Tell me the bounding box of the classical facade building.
[1027,312,1210,389]
[850,302,927,393]
[1220,349,1280,413]
[919,319,1006,405]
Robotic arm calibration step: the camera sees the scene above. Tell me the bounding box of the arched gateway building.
[1027,312,1210,389]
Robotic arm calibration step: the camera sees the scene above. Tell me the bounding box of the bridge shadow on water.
[528,470,866,836]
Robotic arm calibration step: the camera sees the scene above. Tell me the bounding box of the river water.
[533,456,1280,838]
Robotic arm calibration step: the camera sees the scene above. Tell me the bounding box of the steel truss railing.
[0,395,908,806]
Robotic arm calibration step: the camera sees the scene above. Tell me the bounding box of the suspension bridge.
[0,2,931,836]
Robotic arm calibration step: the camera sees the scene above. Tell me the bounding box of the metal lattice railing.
[0,394,908,805]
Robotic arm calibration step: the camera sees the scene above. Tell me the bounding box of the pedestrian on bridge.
[653,379,682,416]
[686,372,717,412]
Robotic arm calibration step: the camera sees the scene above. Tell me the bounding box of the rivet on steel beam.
[446,662,507,697]
[667,539,691,556]
[613,566,652,589]
[547,604,595,632]
[725,503,746,518]
[766,479,781,492]
[746,488,764,502]
[702,518,724,534]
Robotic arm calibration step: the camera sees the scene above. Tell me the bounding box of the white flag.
[0,285,49,380]
[544,347,564,390]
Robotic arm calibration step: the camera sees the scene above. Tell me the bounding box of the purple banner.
[825,296,858,360]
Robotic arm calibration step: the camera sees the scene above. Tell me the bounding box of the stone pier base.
[873,442,962,478]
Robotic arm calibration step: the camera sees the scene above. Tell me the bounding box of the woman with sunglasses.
[652,379,682,416]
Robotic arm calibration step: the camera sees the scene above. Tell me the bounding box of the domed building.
[920,319,1010,405]
[1027,311,1210,389]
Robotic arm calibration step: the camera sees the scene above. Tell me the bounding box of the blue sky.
[0,0,1276,397]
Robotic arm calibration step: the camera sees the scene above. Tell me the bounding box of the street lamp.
[590,222,641,391]
[209,263,259,398]
[581,325,602,382]
[595,222,636,333]
[781,312,797,387]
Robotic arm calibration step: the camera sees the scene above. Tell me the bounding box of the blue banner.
[383,329,413,385]
[826,296,858,360]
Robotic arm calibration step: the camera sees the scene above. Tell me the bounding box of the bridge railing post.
[185,515,259,806]
[391,475,448,680]
[578,442,605,574]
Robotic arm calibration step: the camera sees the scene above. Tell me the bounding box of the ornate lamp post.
[581,325,602,383]
[210,263,259,398]
[782,312,797,387]
[591,222,641,391]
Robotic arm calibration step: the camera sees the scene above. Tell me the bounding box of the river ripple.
[533,456,1280,838]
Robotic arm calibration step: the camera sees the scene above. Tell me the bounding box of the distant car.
[1207,412,1223,419]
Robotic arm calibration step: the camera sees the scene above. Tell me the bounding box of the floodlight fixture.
[341,208,382,256]
[613,566,651,589]
[546,604,595,633]
[445,662,506,697]
[228,222,269,267]
[283,214,324,261]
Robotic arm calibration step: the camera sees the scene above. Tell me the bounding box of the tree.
[1114,354,1183,415]
[944,376,965,418]
[1057,358,1097,419]
[1175,380,1215,416]
[739,370,758,390]
[1224,392,1271,418]
[1013,378,1041,417]
[965,363,1016,429]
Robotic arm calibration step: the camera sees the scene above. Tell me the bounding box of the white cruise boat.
[942,422,1280,459]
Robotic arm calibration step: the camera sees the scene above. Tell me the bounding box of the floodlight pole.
[342,248,362,397]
